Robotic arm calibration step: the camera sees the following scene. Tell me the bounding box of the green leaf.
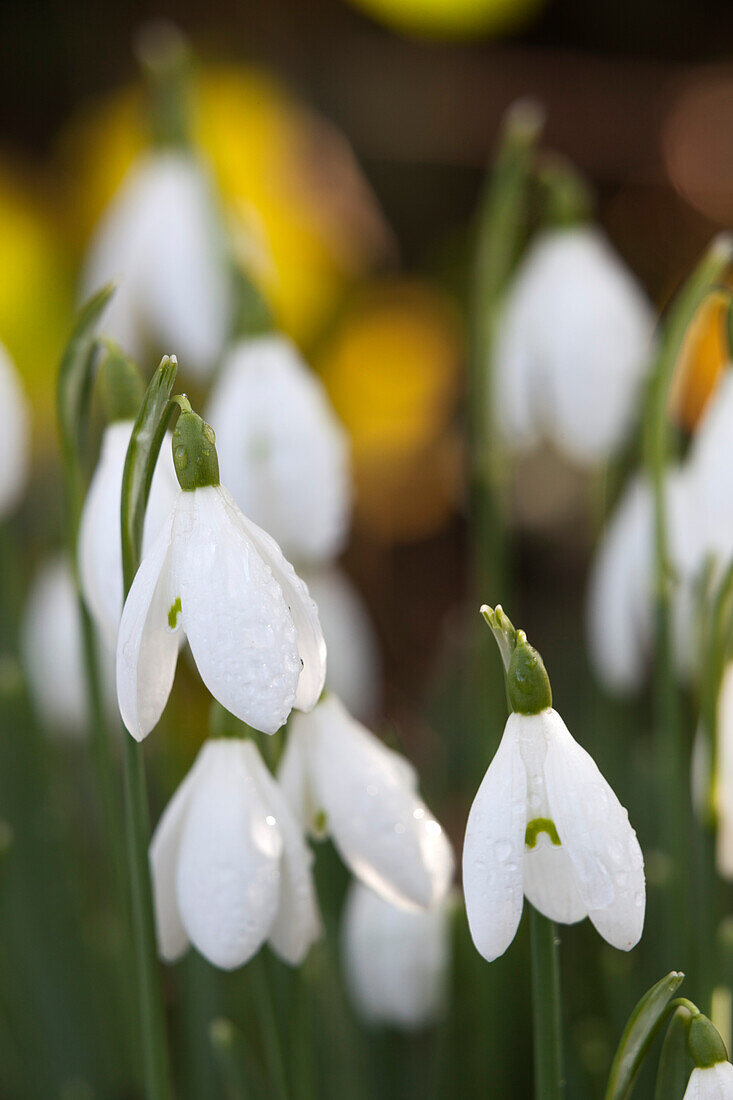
[604,971,685,1100]
[120,354,179,594]
[55,283,115,537]
[654,1007,694,1100]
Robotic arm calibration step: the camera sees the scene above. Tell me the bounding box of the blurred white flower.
[715,663,733,879]
[463,706,645,962]
[21,556,115,738]
[683,1061,733,1099]
[341,879,452,1030]
[301,565,381,721]
[81,152,231,378]
[279,694,454,910]
[78,421,178,648]
[206,335,351,563]
[587,370,733,695]
[495,226,654,465]
[0,341,29,517]
[116,482,325,741]
[150,737,320,970]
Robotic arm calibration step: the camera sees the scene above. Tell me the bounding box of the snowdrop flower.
[341,879,452,1030]
[495,226,654,465]
[206,334,350,563]
[301,565,381,720]
[116,402,326,740]
[463,607,645,962]
[81,152,231,378]
[21,556,115,738]
[279,694,454,910]
[78,352,178,647]
[0,341,29,517]
[150,736,320,969]
[682,1013,733,1099]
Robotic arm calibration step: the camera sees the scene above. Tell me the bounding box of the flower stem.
[250,954,290,1100]
[642,233,732,966]
[529,905,564,1100]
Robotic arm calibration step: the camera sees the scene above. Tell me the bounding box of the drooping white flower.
[279,694,454,910]
[116,478,326,740]
[150,737,320,970]
[78,421,179,648]
[81,152,231,378]
[301,565,381,720]
[463,706,645,961]
[206,334,351,564]
[0,341,29,517]
[683,1062,733,1099]
[494,226,654,466]
[21,556,115,738]
[341,879,452,1030]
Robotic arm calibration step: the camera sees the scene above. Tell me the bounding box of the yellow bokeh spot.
[319,280,464,542]
[670,291,729,431]
[59,66,391,347]
[343,0,545,39]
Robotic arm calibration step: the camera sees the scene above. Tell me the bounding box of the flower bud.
[172,406,220,491]
[507,630,552,715]
[688,1013,729,1069]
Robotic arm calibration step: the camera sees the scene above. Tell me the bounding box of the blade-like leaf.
[55,283,115,535]
[120,354,179,594]
[654,1007,694,1100]
[605,971,685,1100]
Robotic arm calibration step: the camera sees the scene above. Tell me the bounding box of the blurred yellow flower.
[670,291,729,431]
[0,169,72,434]
[60,66,392,347]
[342,0,545,39]
[318,280,464,542]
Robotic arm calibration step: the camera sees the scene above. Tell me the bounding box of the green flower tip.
[172,399,219,491]
[687,1013,729,1069]
[98,342,145,422]
[536,153,593,229]
[481,604,552,715]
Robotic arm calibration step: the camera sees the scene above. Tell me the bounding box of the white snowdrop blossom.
[714,663,733,879]
[21,557,115,738]
[495,226,654,465]
[587,370,733,695]
[301,565,381,721]
[341,879,452,1030]
[79,421,179,648]
[206,335,351,563]
[150,737,320,970]
[279,694,454,910]
[683,1063,733,1099]
[463,706,645,961]
[81,152,231,378]
[0,341,29,517]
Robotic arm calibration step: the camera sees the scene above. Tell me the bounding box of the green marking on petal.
[525,817,561,848]
[168,596,182,630]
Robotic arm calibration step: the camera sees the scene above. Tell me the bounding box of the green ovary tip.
[525,817,561,848]
[168,597,182,629]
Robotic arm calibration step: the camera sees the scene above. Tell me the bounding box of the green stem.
[529,906,564,1100]
[250,954,290,1100]
[642,233,732,966]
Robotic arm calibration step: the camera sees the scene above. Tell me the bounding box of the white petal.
[543,709,645,950]
[206,335,351,562]
[291,696,454,909]
[277,725,323,834]
[586,476,653,694]
[0,342,29,516]
[302,565,381,721]
[523,834,587,925]
[686,371,733,569]
[219,486,327,712]
[683,1063,733,1100]
[462,715,527,962]
[175,740,282,969]
[116,506,179,741]
[341,880,452,1030]
[246,747,321,965]
[149,745,212,962]
[494,281,541,454]
[716,664,733,879]
[172,486,301,734]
